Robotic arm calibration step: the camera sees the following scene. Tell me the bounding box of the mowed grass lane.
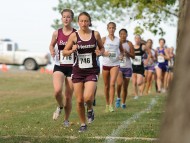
[0,71,166,143]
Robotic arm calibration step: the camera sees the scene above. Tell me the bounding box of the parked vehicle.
[0,39,51,70]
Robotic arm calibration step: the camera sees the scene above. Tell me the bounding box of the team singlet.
[120,41,132,68]
[102,36,120,66]
[157,48,165,63]
[55,28,76,67]
[73,30,98,72]
[132,44,145,66]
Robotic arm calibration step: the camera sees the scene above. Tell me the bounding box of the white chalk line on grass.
[105,98,158,143]
[1,98,158,142]
[1,135,158,141]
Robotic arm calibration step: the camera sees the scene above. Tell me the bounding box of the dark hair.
[61,9,74,19]
[78,12,92,26]
[107,22,116,28]
[141,39,146,45]
[119,28,128,34]
[159,38,166,43]
[147,39,153,43]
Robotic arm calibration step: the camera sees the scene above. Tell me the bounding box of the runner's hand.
[50,49,55,57]
[72,44,78,52]
[159,53,164,57]
[125,50,130,58]
[119,54,123,60]
[144,59,148,66]
[95,49,102,56]
[103,51,110,57]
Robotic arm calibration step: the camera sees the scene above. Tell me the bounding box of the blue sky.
[0,0,177,53]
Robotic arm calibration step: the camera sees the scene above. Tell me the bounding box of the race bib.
[78,53,93,68]
[109,50,117,60]
[60,50,74,64]
[120,57,127,68]
[158,56,165,63]
[133,56,141,65]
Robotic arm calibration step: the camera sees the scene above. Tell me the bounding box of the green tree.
[52,0,178,35]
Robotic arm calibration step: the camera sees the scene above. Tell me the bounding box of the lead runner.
[63,12,108,132]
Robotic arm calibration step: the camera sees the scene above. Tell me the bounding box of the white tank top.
[147,49,156,66]
[102,36,120,66]
[54,45,60,66]
[119,41,132,68]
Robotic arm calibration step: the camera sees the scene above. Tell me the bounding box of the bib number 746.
[78,53,93,68]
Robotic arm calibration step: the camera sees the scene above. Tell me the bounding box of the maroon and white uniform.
[53,28,76,77]
[72,30,99,83]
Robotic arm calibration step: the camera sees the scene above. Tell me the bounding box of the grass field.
[0,70,166,143]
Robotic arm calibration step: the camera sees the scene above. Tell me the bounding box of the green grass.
[0,71,166,143]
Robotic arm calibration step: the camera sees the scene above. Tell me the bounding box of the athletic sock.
[81,123,86,126]
[87,109,93,112]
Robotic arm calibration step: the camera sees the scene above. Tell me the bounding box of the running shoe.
[121,104,126,109]
[105,105,109,113]
[161,89,166,93]
[87,109,94,123]
[115,98,121,108]
[79,124,87,132]
[63,120,70,127]
[109,105,114,112]
[134,96,139,100]
[52,107,62,120]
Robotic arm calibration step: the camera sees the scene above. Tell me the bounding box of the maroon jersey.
[57,28,76,67]
[73,30,99,74]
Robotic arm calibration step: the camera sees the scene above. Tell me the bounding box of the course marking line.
[1,98,158,142]
[105,98,157,143]
[1,135,158,141]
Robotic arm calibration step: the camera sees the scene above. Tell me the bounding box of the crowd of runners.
[49,9,175,132]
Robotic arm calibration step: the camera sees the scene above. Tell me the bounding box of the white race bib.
[158,56,165,63]
[120,57,127,68]
[109,50,117,61]
[133,56,141,65]
[78,53,93,68]
[60,50,74,64]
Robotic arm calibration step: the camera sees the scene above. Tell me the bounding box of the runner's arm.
[63,33,77,56]
[49,31,58,57]
[101,37,106,45]
[119,42,124,57]
[164,49,170,60]
[144,45,152,62]
[95,31,109,57]
[126,41,135,59]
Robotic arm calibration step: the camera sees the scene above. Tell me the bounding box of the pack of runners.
[49,9,175,132]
